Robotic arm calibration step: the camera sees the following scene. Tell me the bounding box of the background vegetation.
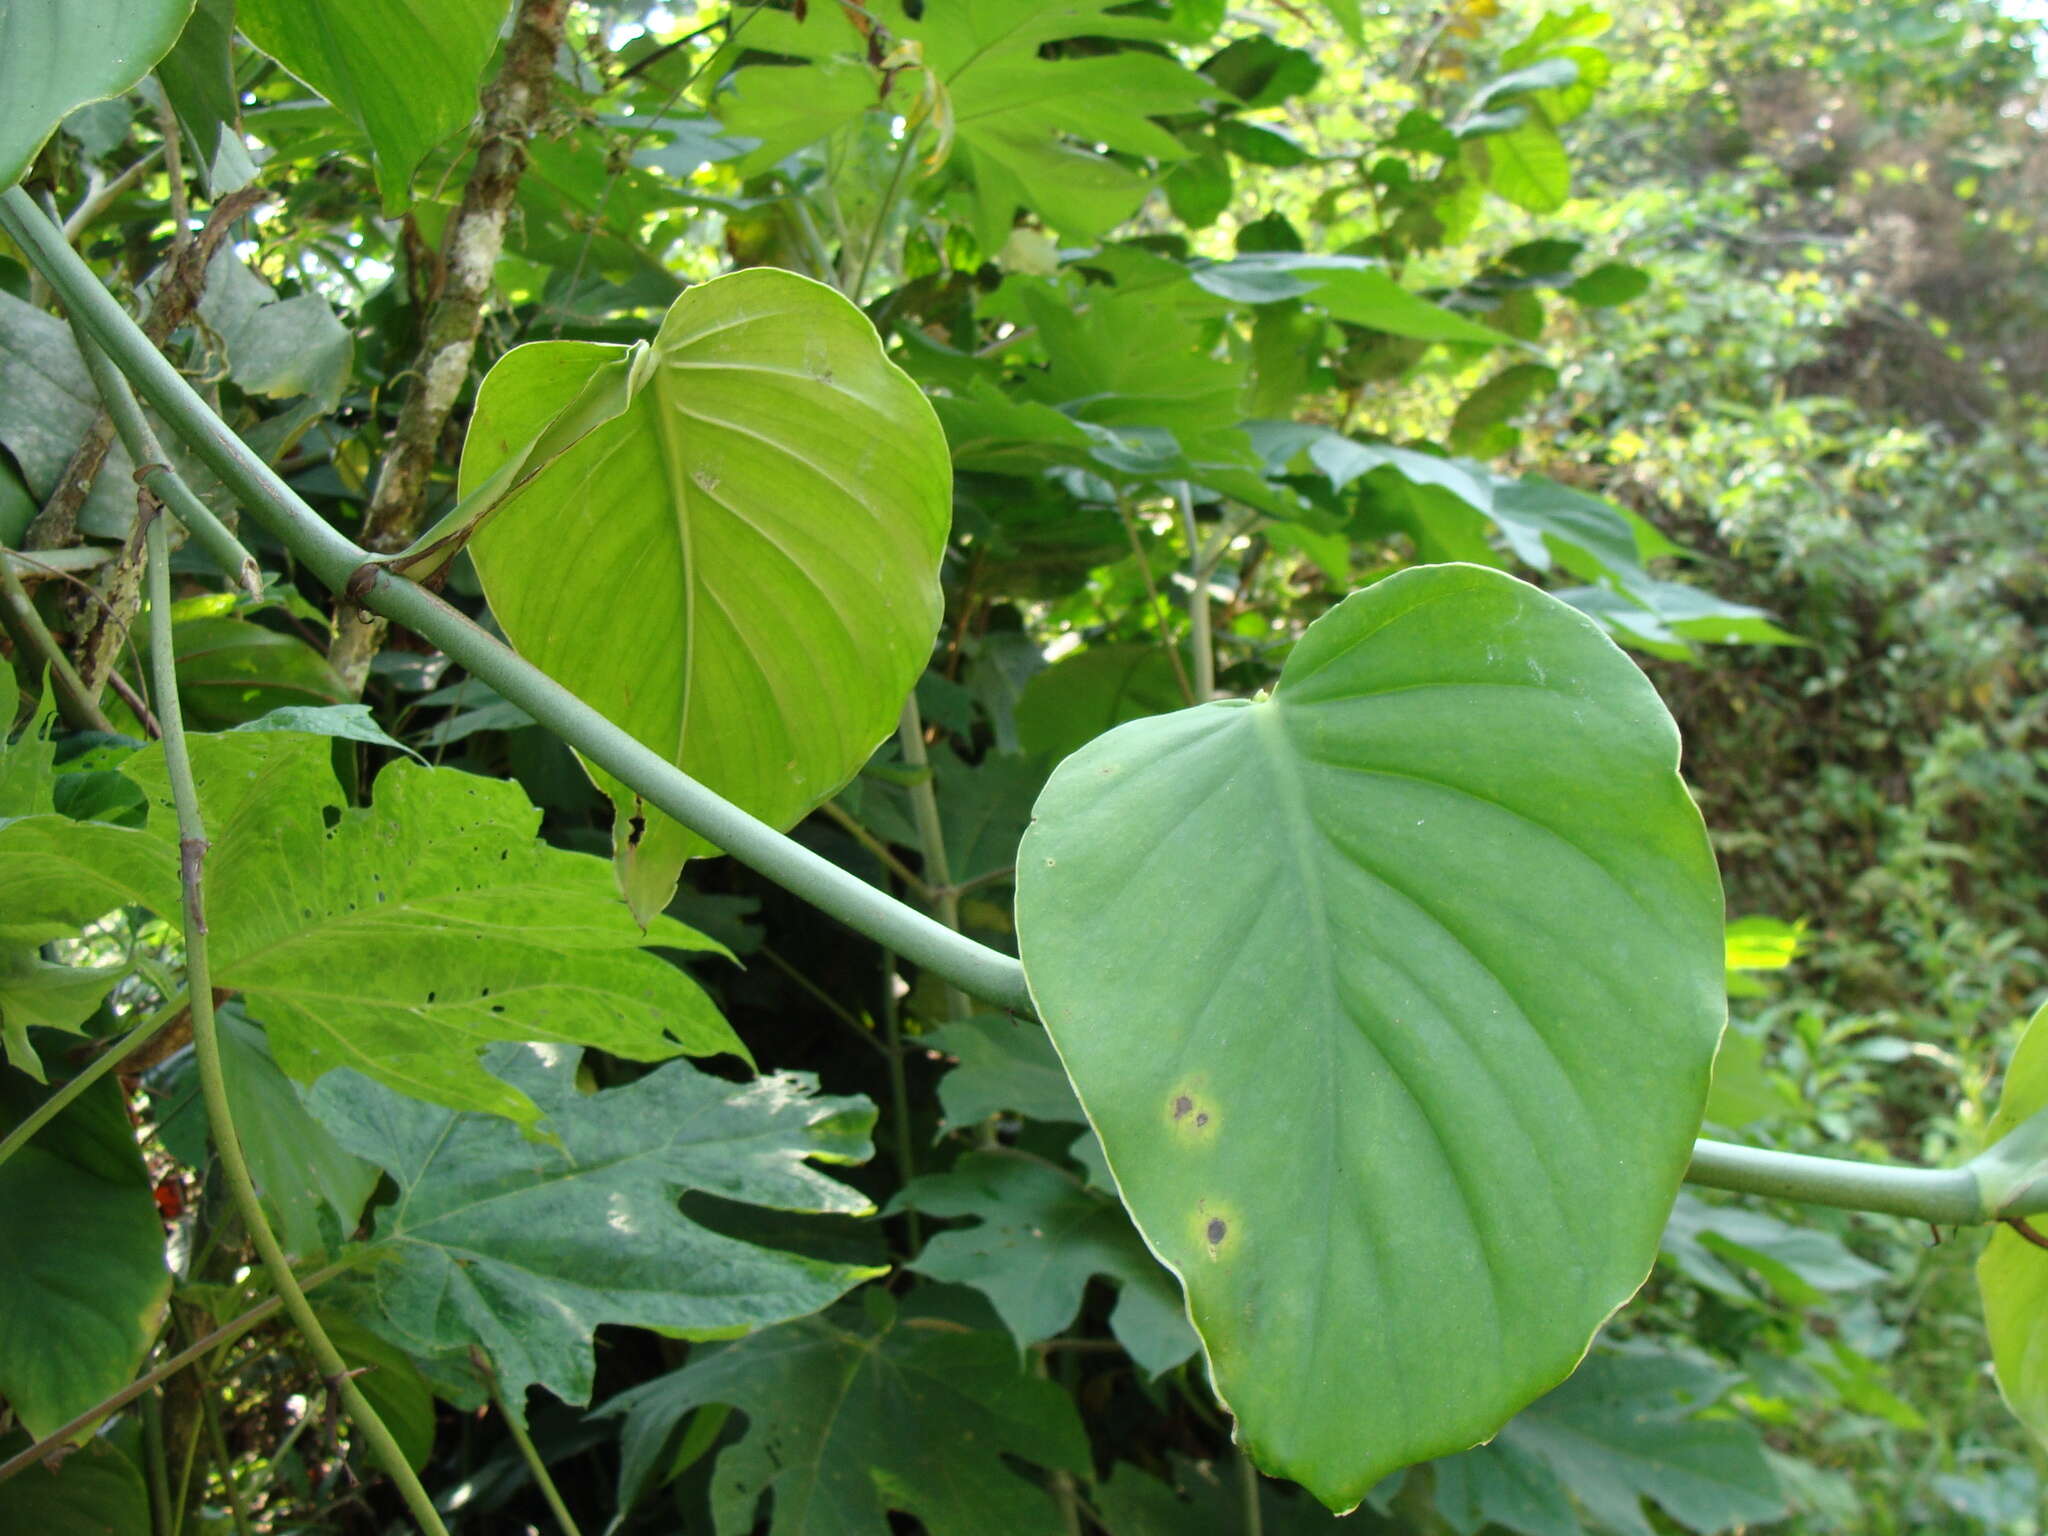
[1,1,2043,1531]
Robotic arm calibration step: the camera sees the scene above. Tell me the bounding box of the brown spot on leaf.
[1207,1218,1228,1246]
[1173,1095,1193,1120]
[1194,1112,1209,1128]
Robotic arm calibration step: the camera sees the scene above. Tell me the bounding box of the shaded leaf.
[139,615,351,730]
[156,0,249,193]
[0,289,144,536]
[925,1015,1085,1133]
[148,1003,381,1259]
[0,1075,171,1439]
[893,1151,1198,1375]
[1014,644,1188,762]
[598,1292,1090,1531]
[305,1043,882,1421]
[0,1431,151,1533]
[1438,1349,1785,1536]
[1565,262,1650,308]
[1660,1193,1885,1307]
[1096,1455,1362,1534]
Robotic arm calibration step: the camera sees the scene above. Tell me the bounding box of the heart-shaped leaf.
[460,268,950,921]
[1014,563,1725,1508]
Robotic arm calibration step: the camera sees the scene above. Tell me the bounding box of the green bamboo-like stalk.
[7,184,2043,1230]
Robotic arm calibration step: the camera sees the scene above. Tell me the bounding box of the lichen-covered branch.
[327,0,569,695]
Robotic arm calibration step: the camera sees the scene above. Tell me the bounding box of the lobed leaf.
[307,1044,882,1422]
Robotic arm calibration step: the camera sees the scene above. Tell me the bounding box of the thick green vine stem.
[143,508,451,1536]
[9,184,2045,1231]
[1683,1138,1997,1223]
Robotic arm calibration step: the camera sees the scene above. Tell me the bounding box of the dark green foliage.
[0,0,2044,1531]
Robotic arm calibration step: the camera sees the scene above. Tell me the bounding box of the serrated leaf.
[0,0,194,190]
[0,729,740,1123]
[0,1075,171,1439]
[305,1043,882,1421]
[235,0,508,213]
[893,1151,1197,1376]
[459,268,950,925]
[1977,1003,2048,1449]
[1014,564,1726,1507]
[598,1294,1090,1531]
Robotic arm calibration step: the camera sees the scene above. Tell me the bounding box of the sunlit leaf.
[460,269,950,924]
[722,1,1220,248]
[123,732,742,1122]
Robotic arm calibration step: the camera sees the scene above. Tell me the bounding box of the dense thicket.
[1,2,2043,1532]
